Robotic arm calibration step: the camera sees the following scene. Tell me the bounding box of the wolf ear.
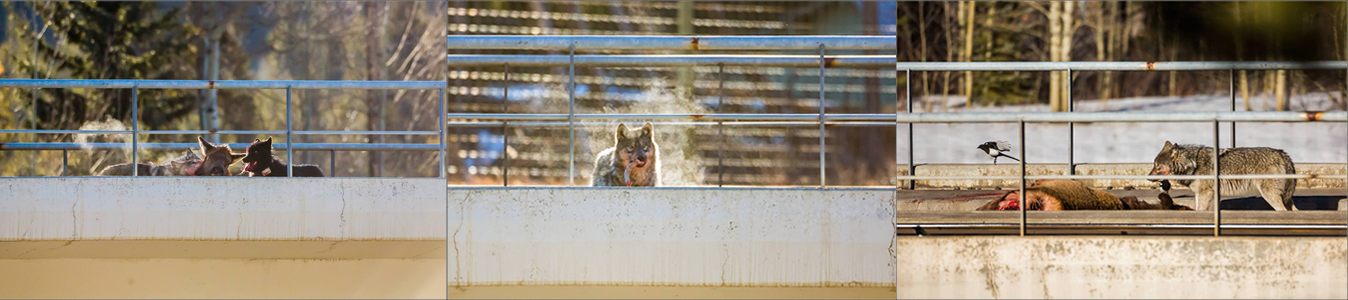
[254,138,262,143]
[230,153,246,163]
[264,137,273,144]
[198,136,215,151]
[640,122,653,135]
[1163,141,1173,149]
[614,123,629,140]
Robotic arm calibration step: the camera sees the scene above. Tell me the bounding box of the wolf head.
[197,136,245,176]
[165,148,203,176]
[612,123,657,170]
[240,137,276,176]
[1148,141,1200,182]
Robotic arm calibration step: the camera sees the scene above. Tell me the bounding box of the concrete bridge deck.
[0,178,1343,298]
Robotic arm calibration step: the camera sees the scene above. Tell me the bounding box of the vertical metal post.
[567,43,576,186]
[131,86,139,177]
[61,149,67,176]
[718,63,725,187]
[1213,119,1221,236]
[439,86,447,179]
[1018,120,1026,236]
[906,69,914,190]
[1067,68,1074,176]
[286,87,293,177]
[502,63,509,186]
[818,44,827,187]
[1230,69,1237,147]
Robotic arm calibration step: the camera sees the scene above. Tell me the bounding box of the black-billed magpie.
[977,141,1020,164]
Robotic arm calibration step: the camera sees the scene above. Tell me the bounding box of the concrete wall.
[0,178,448,299]
[448,187,897,288]
[0,177,447,240]
[896,236,1348,299]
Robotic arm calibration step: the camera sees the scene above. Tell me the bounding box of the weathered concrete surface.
[448,187,896,288]
[0,258,446,299]
[0,177,447,240]
[0,240,444,259]
[0,178,449,299]
[896,236,1348,299]
[902,163,1347,190]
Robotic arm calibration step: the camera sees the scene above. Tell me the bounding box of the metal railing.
[893,61,1348,236]
[449,35,896,186]
[448,35,1346,236]
[0,79,447,178]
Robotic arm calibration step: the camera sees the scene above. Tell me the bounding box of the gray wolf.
[591,122,660,187]
[1147,141,1297,211]
[197,136,246,176]
[97,149,202,176]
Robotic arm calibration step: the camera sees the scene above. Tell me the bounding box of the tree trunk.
[1264,70,1273,110]
[962,1,974,108]
[981,3,994,100]
[943,2,954,112]
[1049,2,1061,110]
[1060,1,1074,112]
[919,3,929,112]
[364,2,383,177]
[1240,70,1251,111]
[1096,2,1109,103]
[1275,69,1288,111]
[677,1,694,100]
[1234,2,1251,111]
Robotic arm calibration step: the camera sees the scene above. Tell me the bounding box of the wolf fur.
[197,136,246,176]
[239,137,325,177]
[1120,192,1194,210]
[97,149,203,176]
[591,122,660,187]
[1147,141,1298,211]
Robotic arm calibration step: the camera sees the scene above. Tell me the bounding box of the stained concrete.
[448,187,897,288]
[896,236,1348,299]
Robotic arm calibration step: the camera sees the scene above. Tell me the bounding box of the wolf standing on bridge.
[1147,141,1298,211]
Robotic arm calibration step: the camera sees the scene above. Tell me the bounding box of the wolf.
[1147,141,1298,211]
[96,149,202,176]
[239,137,325,177]
[976,179,1125,211]
[1119,192,1194,210]
[196,136,246,176]
[591,122,660,187]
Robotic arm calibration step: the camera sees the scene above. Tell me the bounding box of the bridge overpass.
[2,177,1345,298]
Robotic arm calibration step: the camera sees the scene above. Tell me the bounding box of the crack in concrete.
[451,192,470,286]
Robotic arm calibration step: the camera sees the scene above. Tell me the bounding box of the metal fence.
[2,35,1343,236]
[447,35,1346,236]
[0,79,448,178]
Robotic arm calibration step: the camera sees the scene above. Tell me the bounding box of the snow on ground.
[900,94,1348,164]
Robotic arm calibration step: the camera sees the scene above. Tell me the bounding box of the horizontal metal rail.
[0,79,445,89]
[895,61,1348,71]
[445,111,1347,123]
[0,129,441,136]
[445,54,894,67]
[0,142,439,151]
[446,121,895,127]
[893,174,1337,181]
[447,35,897,50]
